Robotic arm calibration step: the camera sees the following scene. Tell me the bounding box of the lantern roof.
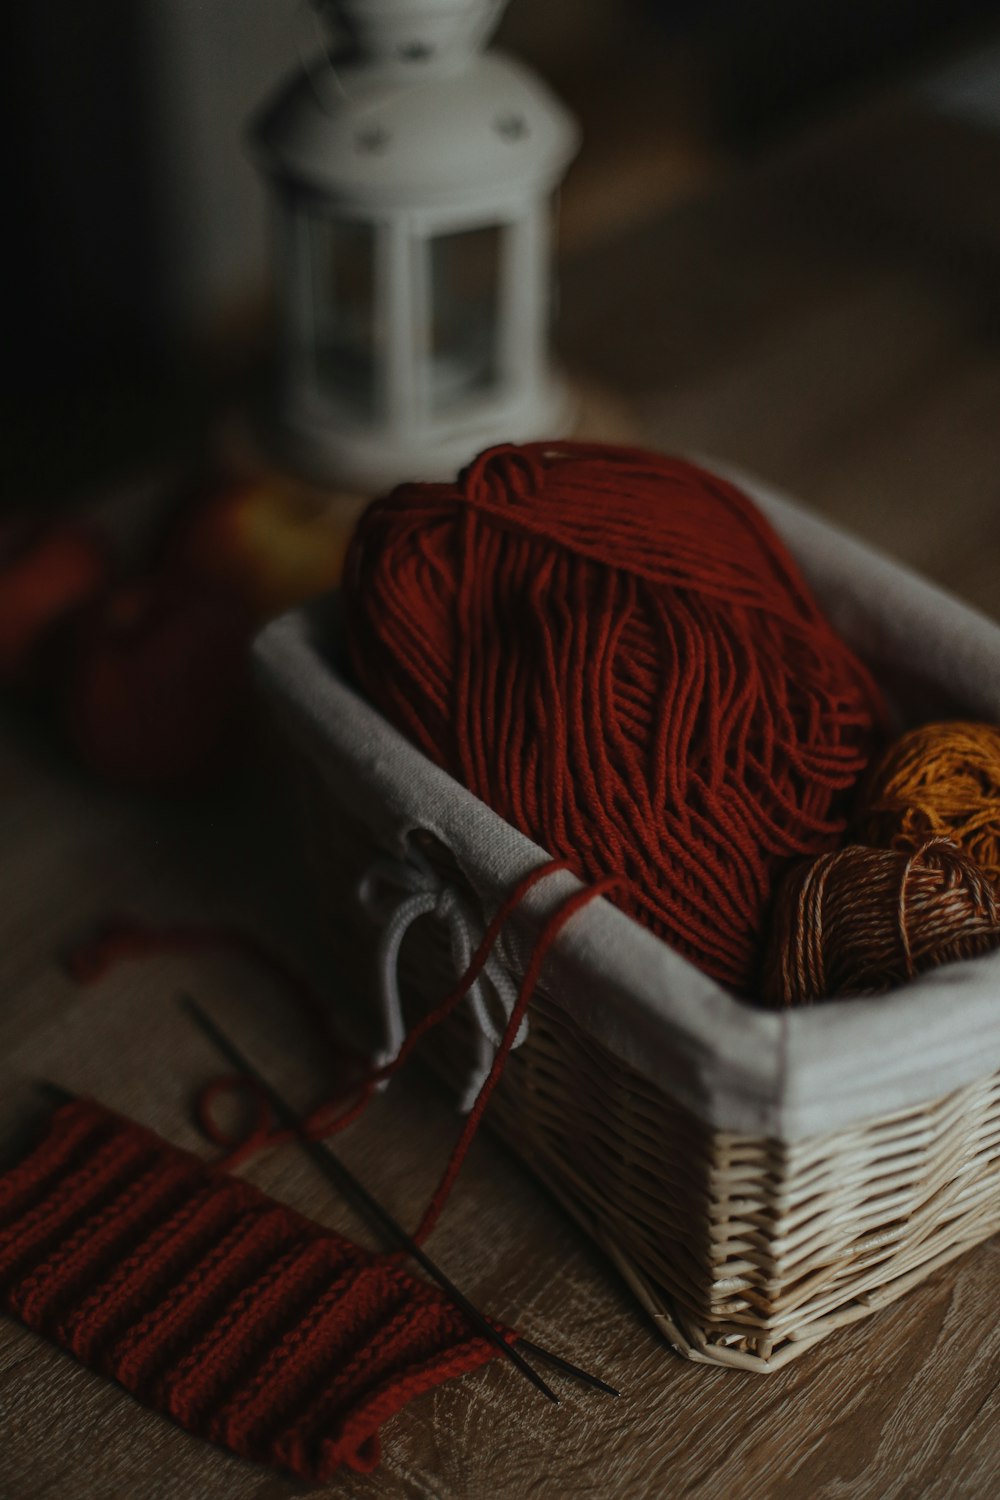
[251,51,579,210]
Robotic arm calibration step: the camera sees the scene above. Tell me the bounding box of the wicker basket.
[254,465,1000,1373]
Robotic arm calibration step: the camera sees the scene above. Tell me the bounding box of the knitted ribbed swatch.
[0,1100,504,1481]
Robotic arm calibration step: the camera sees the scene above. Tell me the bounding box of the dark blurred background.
[3,0,998,504]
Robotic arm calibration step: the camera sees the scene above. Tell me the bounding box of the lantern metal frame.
[251,10,580,488]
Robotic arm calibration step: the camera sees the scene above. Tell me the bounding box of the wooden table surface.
[3,81,1000,1499]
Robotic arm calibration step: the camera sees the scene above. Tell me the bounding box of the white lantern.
[250,0,580,489]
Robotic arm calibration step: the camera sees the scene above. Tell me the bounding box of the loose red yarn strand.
[66,857,580,1235]
[411,875,620,1246]
[361,857,570,1085]
[67,917,377,1164]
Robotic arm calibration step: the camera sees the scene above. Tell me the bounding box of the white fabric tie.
[358,849,526,1111]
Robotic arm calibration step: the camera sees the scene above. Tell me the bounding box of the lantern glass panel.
[308,213,378,419]
[429,224,502,412]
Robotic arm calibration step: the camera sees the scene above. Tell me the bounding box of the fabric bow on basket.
[359,846,528,1111]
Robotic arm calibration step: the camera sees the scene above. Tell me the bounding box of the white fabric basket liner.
[253,464,1000,1143]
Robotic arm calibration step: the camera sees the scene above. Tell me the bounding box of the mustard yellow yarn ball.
[856,721,1000,883]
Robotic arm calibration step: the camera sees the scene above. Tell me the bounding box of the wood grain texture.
[560,91,1000,623]
[3,84,1000,1499]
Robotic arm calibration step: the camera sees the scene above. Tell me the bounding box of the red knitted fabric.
[344,442,885,991]
[0,1100,505,1481]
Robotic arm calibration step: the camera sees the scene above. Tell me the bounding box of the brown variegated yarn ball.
[762,837,1000,1007]
[856,721,1000,884]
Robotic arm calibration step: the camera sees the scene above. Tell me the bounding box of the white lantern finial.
[325,0,507,76]
[251,0,579,489]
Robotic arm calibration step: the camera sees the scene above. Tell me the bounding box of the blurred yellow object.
[174,474,366,622]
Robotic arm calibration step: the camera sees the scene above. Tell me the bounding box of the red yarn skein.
[344,443,884,991]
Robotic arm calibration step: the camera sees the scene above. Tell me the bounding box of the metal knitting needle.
[179,994,618,1401]
[516,1338,618,1396]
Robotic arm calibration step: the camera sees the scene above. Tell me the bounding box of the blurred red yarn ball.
[0,520,110,683]
[62,577,253,789]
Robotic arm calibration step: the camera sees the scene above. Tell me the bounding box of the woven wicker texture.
[288,756,1000,1371]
